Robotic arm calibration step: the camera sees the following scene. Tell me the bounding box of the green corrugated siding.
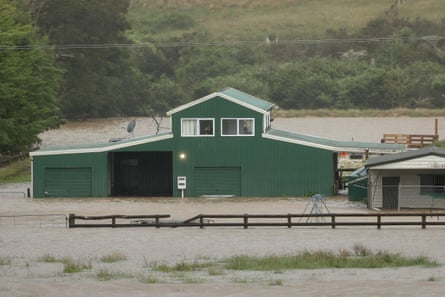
[170,96,335,197]
[32,152,108,198]
[194,167,241,196]
[44,168,92,197]
[32,93,336,198]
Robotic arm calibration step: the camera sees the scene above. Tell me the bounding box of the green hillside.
[128,0,445,40]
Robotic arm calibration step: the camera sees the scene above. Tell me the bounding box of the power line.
[0,36,444,50]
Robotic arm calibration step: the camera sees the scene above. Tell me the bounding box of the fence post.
[331,215,336,229]
[68,214,75,228]
[421,215,426,229]
[200,216,204,229]
[377,215,381,229]
[243,214,248,229]
[288,214,292,228]
[155,217,160,228]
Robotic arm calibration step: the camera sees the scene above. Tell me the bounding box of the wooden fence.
[0,214,68,228]
[68,214,171,228]
[381,134,438,148]
[68,212,445,229]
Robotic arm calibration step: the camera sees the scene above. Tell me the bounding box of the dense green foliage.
[130,6,445,111]
[0,0,61,154]
[34,0,140,118]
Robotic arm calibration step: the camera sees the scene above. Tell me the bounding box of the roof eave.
[263,131,405,154]
[167,92,273,116]
[30,133,173,157]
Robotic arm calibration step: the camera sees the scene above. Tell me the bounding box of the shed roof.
[30,132,173,156]
[167,87,275,116]
[263,129,405,154]
[366,146,445,167]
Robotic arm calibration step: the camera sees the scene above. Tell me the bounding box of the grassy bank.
[0,158,31,183]
[129,0,445,40]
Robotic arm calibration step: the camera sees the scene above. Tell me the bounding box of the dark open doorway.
[382,176,400,209]
[110,152,173,196]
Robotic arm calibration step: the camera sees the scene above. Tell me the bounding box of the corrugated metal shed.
[31,87,404,198]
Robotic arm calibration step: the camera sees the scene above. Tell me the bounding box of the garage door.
[44,168,92,197]
[194,167,241,197]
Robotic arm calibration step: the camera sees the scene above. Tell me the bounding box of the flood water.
[38,116,445,147]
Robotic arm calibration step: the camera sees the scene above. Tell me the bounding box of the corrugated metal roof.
[366,146,445,167]
[218,87,275,111]
[264,129,405,153]
[30,132,173,156]
[167,87,275,116]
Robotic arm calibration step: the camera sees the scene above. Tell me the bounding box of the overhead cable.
[0,36,443,50]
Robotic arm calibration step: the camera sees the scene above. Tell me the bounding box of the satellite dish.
[127,119,136,133]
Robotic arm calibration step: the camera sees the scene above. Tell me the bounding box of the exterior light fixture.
[179,153,186,160]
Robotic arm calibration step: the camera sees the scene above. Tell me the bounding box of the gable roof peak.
[167,87,275,116]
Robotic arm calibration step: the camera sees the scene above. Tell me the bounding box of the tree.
[0,0,61,154]
[34,0,139,118]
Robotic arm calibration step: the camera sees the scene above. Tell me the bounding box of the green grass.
[129,0,445,40]
[100,251,127,263]
[152,260,213,273]
[0,158,31,183]
[38,254,59,263]
[62,257,92,274]
[38,255,91,273]
[138,275,161,284]
[0,256,12,266]
[150,245,439,276]
[222,250,439,270]
[96,269,133,281]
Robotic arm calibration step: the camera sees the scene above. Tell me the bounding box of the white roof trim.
[167,92,269,116]
[262,133,402,154]
[262,133,335,151]
[30,133,173,157]
[369,155,445,170]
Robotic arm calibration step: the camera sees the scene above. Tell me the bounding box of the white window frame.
[221,118,255,136]
[181,118,214,137]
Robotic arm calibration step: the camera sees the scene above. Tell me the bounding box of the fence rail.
[381,133,438,148]
[68,212,445,229]
[68,214,171,228]
[0,191,27,198]
[0,214,68,228]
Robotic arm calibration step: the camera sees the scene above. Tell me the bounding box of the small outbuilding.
[366,146,445,210]
[30,87,403,198]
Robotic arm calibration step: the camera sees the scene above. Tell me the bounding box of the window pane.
[420,175,436,194]
[222,119,237,135]
[199,120,213,135]
[239,119,253,135]
[182,119,197,136]
[434,175,445,193]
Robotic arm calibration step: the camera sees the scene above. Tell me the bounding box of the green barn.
[30,88,403,198]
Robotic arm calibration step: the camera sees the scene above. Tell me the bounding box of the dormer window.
[221,118,254,136]
[181,118,214,136]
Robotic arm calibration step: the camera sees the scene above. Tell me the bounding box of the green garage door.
[44,168,92,197]
[194,167,241,197]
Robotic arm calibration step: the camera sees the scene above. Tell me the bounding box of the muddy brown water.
[38,116,444,147]
[2,117,444,297]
